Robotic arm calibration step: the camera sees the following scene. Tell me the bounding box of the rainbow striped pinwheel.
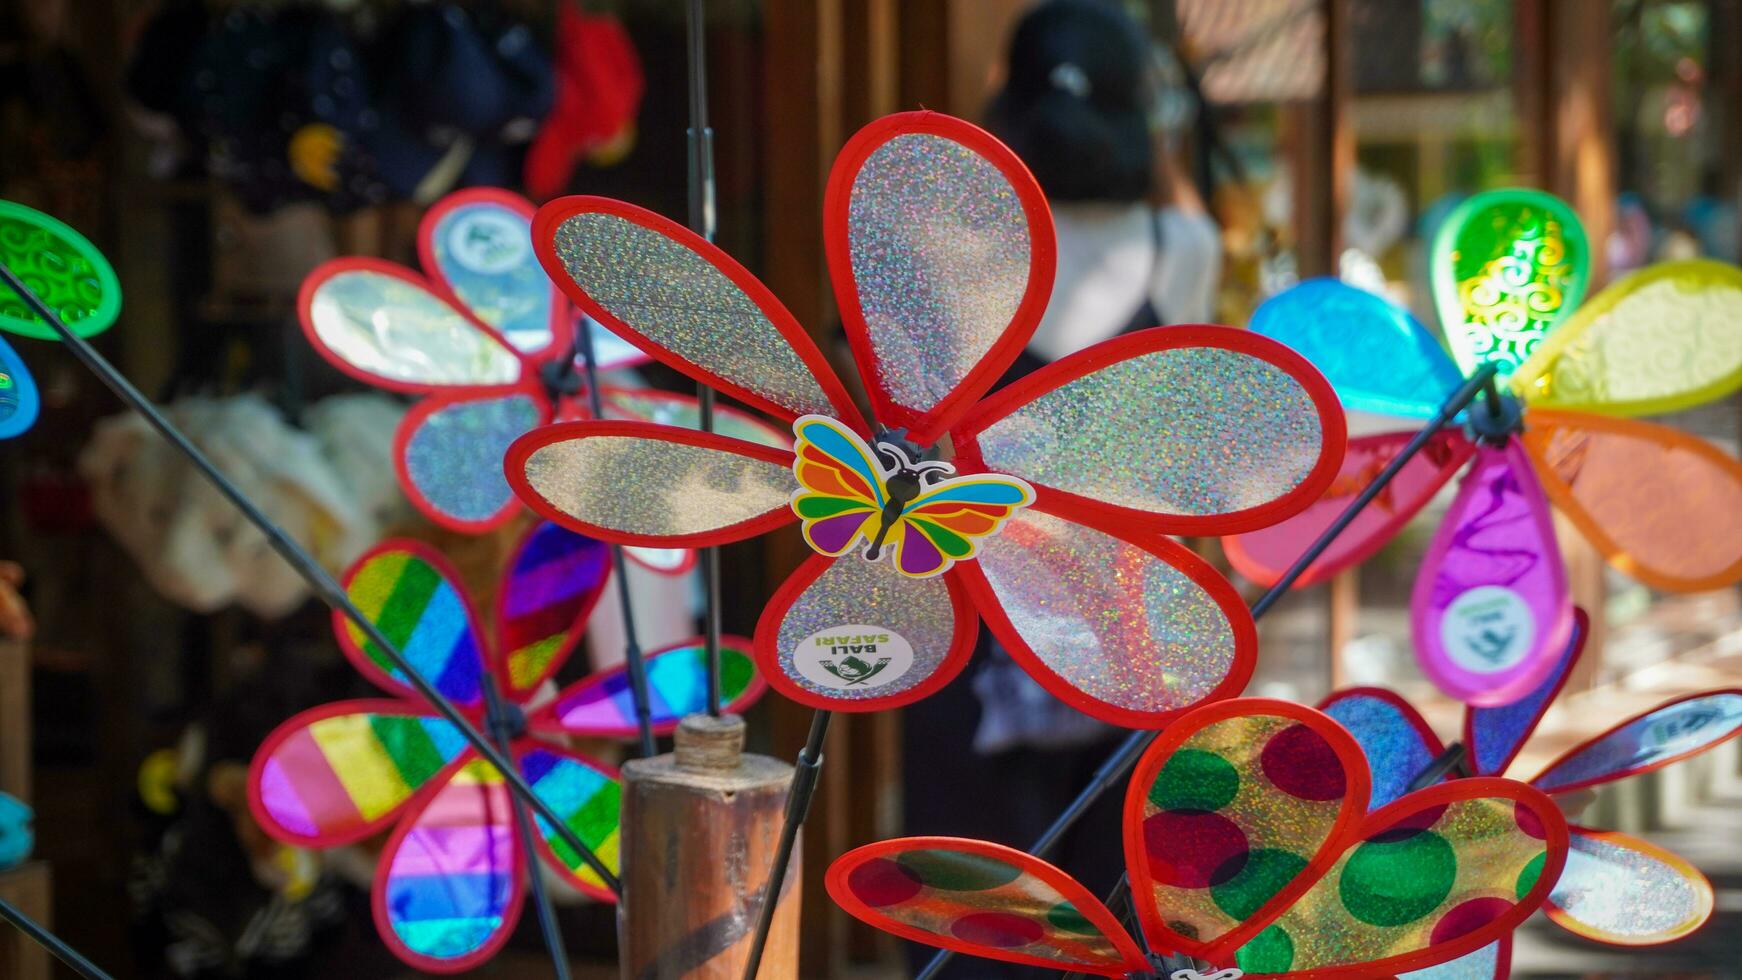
[1226,189,1742,706]
[0,199,128,439]
[247,521,764,971]
[1321,608,1742,976]
[506,110,1344,727]
[298,186,783,578]
[827,697,1569,977]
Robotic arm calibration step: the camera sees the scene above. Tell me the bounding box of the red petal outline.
[1317,685,1448,758]
[952,325,1348,535]
[750,555,978,713]
[297,256,531,395]
[825,836,1147,976]
[505,419,799,548]
[956,502,1256,728]
[823,111,1057,445]
[417,186,569,365]
[393,385,553,534]
[530,195,868,432]
[1527,686,1742,795]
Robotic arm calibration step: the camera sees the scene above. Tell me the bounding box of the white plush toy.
[80,393,406,618]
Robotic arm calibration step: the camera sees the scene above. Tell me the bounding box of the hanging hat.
[524,7,644,199]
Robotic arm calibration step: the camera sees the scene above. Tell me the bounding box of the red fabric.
[524,10,644,200]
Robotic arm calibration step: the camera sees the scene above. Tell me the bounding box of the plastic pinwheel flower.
[297,187,784,569]
[0,199,127,439]
[506,110,1345,726]
[1320,608,1742,973]
[1225,189,1742,706]
[247,521,765,971]
[827,697,1569,977]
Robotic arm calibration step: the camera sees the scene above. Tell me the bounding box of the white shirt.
[1027,202,1222,362]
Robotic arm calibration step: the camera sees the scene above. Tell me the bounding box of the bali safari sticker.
[1441,585,1535,673]
[794,625,915,691]
[447,207,532,275]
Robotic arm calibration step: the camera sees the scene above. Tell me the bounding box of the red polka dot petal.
[1260,723,1347,801]
[1144,810,1251,888]
[849,857,924,907]
[951,911,1046,948]
[1429,897,1512,945]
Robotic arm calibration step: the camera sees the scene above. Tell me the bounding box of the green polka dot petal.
[1515,850,1546,900]
[895,850,1023,891]
[1338,831,1458,926]
[1235,923,1294,974]
[0,201,121,340]
[1210,848,1307,920]
[1149,748,1241,812]
[1045,901,1097,936]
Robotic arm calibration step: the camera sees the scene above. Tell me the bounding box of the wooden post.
[619,714,799,979]
[0,640,27,803]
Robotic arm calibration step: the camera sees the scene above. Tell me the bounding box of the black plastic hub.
[1466,389,1524,445]
[539,354,586,400]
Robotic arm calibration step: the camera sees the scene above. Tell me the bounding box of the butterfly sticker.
[1319,607,1740,973]
[0,199,126,439]
[1225,197,1742,705]
[827,698,1569,977]
[298,186,786,558]
[247,520,765,971]
[791,415,1035,578]
[506,110,1344,725]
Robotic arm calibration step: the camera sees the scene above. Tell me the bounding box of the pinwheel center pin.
[1466,385,1525,445]
[789,414,1036,579]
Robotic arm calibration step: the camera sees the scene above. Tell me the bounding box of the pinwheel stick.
[740,708,831,978]
[686,0,726,717]
[0,895,113,980]
[574,314,661,759]
[0,262,621,906]
[914,362,1504,980]
[483,677,572,980]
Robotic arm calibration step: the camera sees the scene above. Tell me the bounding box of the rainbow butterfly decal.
[791,415,1034,579]
[828,698,1569,977]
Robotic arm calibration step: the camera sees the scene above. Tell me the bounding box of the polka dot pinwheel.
[1225,189,1742,706]
[297,186,784,571]
[246,521,765,971]
[1321,608,1742,974]
[826,697,1570,977]
[506,110,1346,727]
[0,199,127,439]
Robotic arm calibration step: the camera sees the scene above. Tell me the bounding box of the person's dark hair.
[987,0,1154,203]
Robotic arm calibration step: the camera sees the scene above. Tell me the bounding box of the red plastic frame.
[954,502,1257,729]
[1222,429,1475,589]
[1462,606,1590,778]
[1121,698,1373,961]
[417,186,569,365]
[246,699,475,849]
[370,754,530,974]
[823,836,1147,976]
[822,111,1058,446]
[1527,687,1742,795]
[530,194,868,432]
[297,256,531,396]
[505,419,799,548]
[952,325,1349,536]
[393,384,554,534]
[493,520,614,697]
[751,554,980,713]
[528,634,769,739]
[1317,686,1448,759]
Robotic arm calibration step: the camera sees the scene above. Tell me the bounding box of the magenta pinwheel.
[504,110,1346,727]
[1225,190,1742,706]
[1321,608,1741,975]
[247,520,764,970]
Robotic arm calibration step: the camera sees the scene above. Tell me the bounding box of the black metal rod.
[574,316,659,758]
[740,709,831,979]
[0,896,113,980]
[483,678,572,980]
[0,261,619,896]
[919,363,1502,979]
[685,0,725,717]
[1408,741,1469,793]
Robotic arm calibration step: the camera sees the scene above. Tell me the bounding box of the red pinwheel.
[1320,608,1741,974]
[297,186,783,567]
[827,697,1569,977]
[506,111,1345,726]
[247,521,765,971]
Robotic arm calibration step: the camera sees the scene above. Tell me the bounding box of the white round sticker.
[793,625,914,692]
[1440,585,1535,674]
[447,210,530,275]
